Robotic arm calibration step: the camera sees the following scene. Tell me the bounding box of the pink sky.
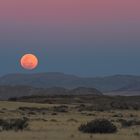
[0,0,140,42]
[0,0,140,24]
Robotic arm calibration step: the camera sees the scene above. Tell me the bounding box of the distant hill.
[1,73,140,96]
[117,82,140,91]
[0,86,102,100]
[104,82,140,96]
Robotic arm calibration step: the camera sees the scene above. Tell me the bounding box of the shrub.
[67,118,78,123]
[112,113,123,118]
[134,132,140,136]
[52,105,68,113]
[51,112,57,115]
[79,119,117,133]
[8,97,17,101]
[120,119,140,128]
[0,117,29,131]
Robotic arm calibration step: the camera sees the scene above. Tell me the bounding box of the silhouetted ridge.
[0,86,102,100]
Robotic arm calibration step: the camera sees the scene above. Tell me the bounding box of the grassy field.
[0,100,140,140]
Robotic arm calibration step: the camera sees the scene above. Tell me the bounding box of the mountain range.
[0,72,140,95]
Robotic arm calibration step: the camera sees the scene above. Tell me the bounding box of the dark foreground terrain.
[10,94,140,111]
[0,94,139,140]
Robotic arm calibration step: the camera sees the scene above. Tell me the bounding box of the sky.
[0,0,140,76]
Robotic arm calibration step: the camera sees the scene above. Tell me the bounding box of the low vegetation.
[119,119,140,128]
[15,95,140,111]
[0,117,28,131]
[79,119,117,134]
[0,95,140,140]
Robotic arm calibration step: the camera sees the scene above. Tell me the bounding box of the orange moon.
[20,54,38,70]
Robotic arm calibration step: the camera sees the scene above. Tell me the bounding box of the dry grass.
[0,101,139,140]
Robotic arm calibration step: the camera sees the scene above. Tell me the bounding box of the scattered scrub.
[19,107,48,112]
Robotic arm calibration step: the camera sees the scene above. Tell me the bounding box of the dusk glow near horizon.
[0,0,140,76]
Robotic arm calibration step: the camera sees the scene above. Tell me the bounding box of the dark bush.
[51,112,58,115]
[52,105,68,113]
[8,97,17,101]
[112,113,123,118]
[0,117,29,131]
[120,120,133,127]
[79,119,117,134]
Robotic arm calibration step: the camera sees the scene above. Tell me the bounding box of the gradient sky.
[0,0,140,76]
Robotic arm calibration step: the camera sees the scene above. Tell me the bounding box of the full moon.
[20,54,38,70]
